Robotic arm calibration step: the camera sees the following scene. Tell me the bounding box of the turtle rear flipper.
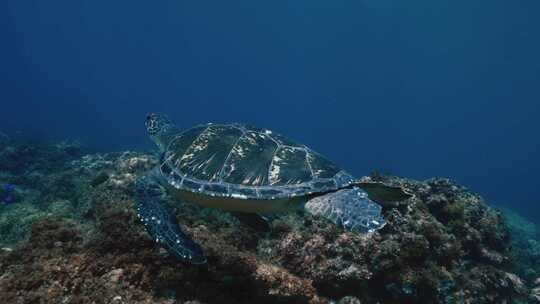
[356,182,412,207]
[135,174,206,264]
[304,187,385,233]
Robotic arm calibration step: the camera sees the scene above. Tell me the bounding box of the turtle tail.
[303,187,386,233]
[135,173,206,264]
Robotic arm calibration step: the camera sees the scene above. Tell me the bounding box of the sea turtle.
[135,113,410,264]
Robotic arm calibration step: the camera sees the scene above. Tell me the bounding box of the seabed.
[0,133,538,304]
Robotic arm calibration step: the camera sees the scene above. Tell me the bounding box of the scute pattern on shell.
[159,123,355,199]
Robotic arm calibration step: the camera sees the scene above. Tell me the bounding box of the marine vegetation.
[0,133,539,303]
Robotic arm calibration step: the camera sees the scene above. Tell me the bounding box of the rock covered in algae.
[0,135,534,303]
[531,278,540,303]
[498,205,540,297]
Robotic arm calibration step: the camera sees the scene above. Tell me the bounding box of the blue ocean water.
[1,1,539,219]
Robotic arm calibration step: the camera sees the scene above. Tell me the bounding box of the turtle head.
[146,113,175,149]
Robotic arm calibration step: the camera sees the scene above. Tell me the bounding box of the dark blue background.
[1,1,539,217]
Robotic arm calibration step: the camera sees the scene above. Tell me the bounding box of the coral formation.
[0,136,535,303]
[498,205,540,303]
[531,278,540,303]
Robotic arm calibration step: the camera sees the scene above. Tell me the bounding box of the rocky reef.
[498,206,540,292]
[0,133,537,303]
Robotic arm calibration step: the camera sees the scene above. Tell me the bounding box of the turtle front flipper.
[304,187,385,233]
[135,173,206,264]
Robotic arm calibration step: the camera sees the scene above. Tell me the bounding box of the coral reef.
[498,205,540,301]
[0,136,534,303]
[531,278,540,303]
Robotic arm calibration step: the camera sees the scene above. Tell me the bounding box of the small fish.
[1,184,16,204]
